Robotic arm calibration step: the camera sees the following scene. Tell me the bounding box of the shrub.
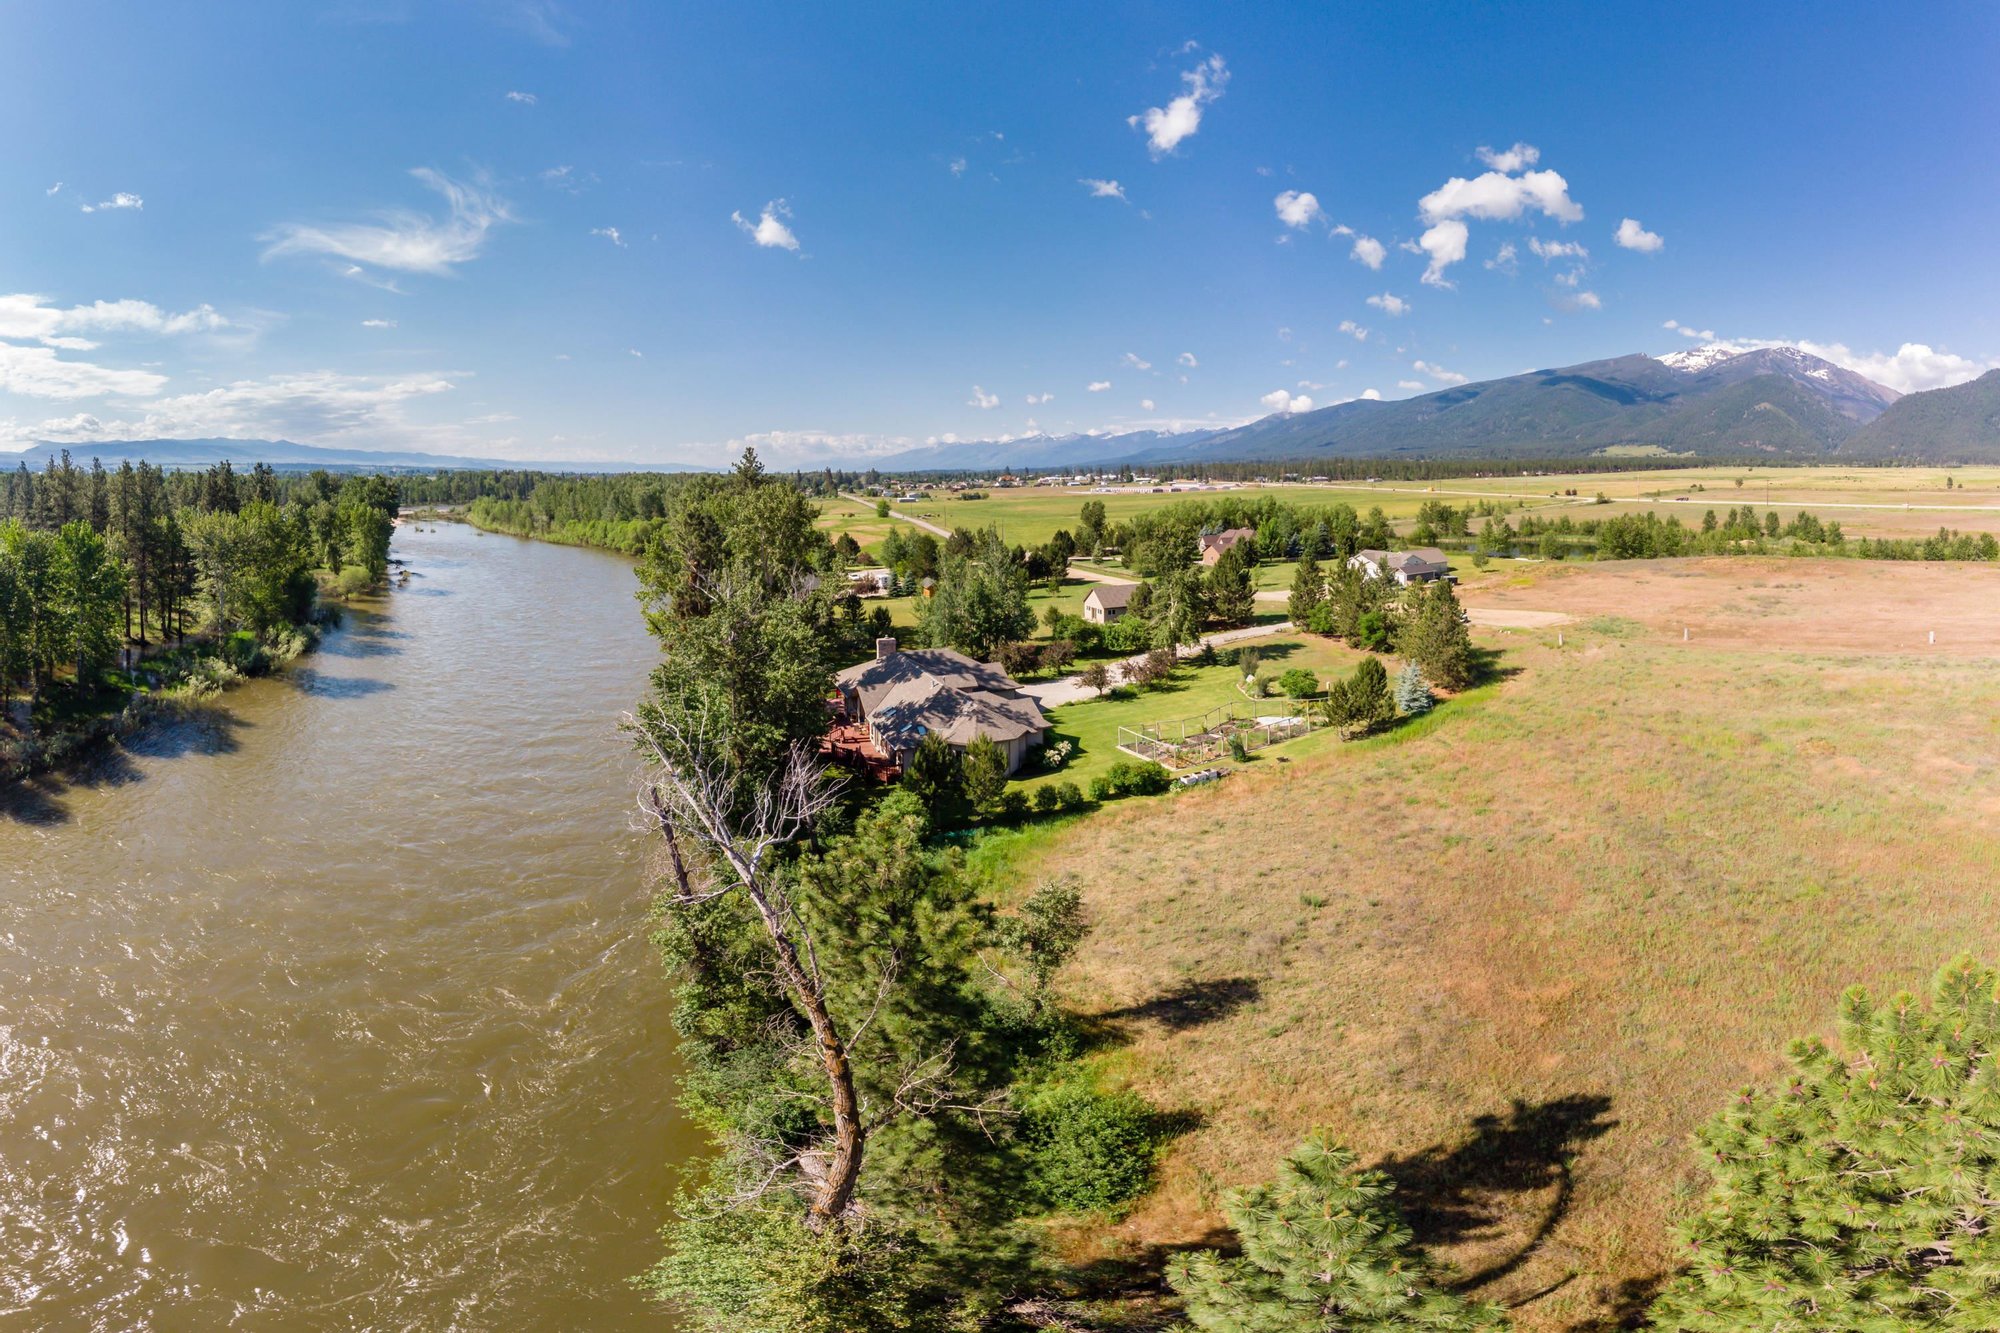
[1054,781,1086,809]
[1227,732,1250,763]
[1087,774,1113,801]
[995,789,1030,822]
[1102,758,1173,797]
[335,565,373,596]
[1031,785,1064,813]
[1276,667,1319,699]
[1018,1073,1160,1216]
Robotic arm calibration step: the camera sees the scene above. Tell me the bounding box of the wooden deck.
[821,700,900,783]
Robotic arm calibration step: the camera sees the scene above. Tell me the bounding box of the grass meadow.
[979,597,2000,1330]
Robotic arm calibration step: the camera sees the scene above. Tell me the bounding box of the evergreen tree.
[960,734,1009,814]
[1288,550,1324,630]
[1395,580,1476,692]
[1325,656,1394,738]
[901,730,966,826]
[1394,661,1434,716]
[1649,956,2000,1332]
[1167,1133,1507,1332]
[1206,545,1257,627]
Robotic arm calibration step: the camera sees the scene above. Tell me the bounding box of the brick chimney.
[876,637,898,661]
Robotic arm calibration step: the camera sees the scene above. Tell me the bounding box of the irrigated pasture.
[987,557,2000,1331]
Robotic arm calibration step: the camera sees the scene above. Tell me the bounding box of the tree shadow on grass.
[1090,975,1263,1034]
[1564,1272,1669,1332]
[1372,1093,1618,1297]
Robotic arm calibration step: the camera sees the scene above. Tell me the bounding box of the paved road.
[1020,621,1294,708]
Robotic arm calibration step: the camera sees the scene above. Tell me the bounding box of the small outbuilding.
[1082,582,1136,624]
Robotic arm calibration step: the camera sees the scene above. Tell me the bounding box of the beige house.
[1349,547,1450,584]
[1198,527,1256,566]
[1082,582,1135,624]
[833,639,1050,774]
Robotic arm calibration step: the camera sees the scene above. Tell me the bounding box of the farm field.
[985,556,2000,1331]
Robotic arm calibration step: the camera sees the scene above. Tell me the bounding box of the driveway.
[1020,621,1295,708]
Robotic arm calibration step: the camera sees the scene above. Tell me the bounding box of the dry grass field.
[987,557,2000,1330]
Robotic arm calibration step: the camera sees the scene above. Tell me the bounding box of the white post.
[1683,626,1689,641]
[1930,630,1936,645]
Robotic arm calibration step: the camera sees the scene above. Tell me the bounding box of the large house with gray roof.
[1348,547,1450,585]
[833,639,1051,775]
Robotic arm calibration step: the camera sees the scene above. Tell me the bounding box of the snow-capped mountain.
[1656,344,1750,374]
[1658,345,1899,422]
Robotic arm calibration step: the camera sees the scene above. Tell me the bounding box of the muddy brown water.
[1,522,686,1330]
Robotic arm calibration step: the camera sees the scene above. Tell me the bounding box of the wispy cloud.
[264,168,512,276]
[0,294,228,342]
[1079,177,1127,200]
[731,199,801,251]
[505,89,538,105]
[967,385,999,408]
[1121,352,1152,371]
[1366,292,1409,317]
[361,318,397,328]
[1087,380,1111,392]
[1177,352,1198,368]
[590,225,626,247]
[1128,53,1228,157]
[0,343,168,399]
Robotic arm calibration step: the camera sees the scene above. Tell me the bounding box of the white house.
[1349,548,1450,585]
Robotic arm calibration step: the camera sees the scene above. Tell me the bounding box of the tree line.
[2,451,397,756]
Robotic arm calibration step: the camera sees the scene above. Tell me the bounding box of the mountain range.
[7,350,1999,475]
[861,347,2000,471]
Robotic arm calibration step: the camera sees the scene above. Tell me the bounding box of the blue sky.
[3,2,1997,465]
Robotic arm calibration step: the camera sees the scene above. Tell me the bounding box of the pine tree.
[1207,545,1257,626]
[1394,661,1434,716]
[1649,956,2000,1332]
[1325,656,1394,739]
[1395,580,1476,692]
[1167,1133,1507,1332]
[1288,550,1324,630]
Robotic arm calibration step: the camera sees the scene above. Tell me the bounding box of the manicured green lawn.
[1013,636,1368,794]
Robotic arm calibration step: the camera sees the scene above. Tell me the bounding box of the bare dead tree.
[629,707,864,1228]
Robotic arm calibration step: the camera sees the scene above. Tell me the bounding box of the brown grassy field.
[988,557,2000,1330]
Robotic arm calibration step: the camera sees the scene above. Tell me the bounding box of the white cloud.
[1553,268,1582,287]
[1298,379,1326,390]
[1177,351,1198,368]
[1337,319,1369,342]
[1087,380,1111,392]
[1274,190,1322,228]
[1528,237,1588,262]
[45,182,63,196]
[1260,388,1313,414]
[1573,291,1602,309]
[540,165,596,195]
[1663,319,1715,341]
[1025,392,1054,405]
[1121,352,1151,370]
[950,157,967,177]
[1140,398,1155,410]
[0,343,168,399]
[1803,341,1996,394]
[628,349,644,358]
[1349,234,1386,269]
[1128,53,1228,157]
[1397,380,1426,391]
[1476,142,1541,173]
[1359,388,1381,400]
[1079,178,1127,200]
[360,318,397,328]
[1485,241,1519,274]
[264,168,511,276]
[731,199,801,251]
[1418,169,1582,225]
[1615,217,1664,252]
[505,90,538,105]
[1413,359,1468,385]
[1366,292,1410,317]
[0,369,457,447]
[0,294,228,342]
[967,385,999,408]
[1417,220,1468,287]
[590,226,626,247]
[79,192,144,214]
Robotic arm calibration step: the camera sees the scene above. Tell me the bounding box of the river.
[0,522,685,1330]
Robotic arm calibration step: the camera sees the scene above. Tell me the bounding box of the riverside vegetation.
[0,453,398,780]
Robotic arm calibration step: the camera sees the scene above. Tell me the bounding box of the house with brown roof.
[1198,527,1256,566]
[833,639,1050,774]
[1348,547,1450,584]
[1081,582,1135,624]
